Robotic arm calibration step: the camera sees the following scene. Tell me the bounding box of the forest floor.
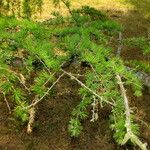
[0,0,150,150]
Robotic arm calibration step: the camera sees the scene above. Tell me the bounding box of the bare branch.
[27,95,39,134]
[61,69,115,106]
[116,74,147,150]
[27,106,36,134]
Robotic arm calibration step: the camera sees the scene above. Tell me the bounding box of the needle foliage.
[0,1,149,149]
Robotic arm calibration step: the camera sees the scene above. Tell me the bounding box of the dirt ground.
[0,65,150,150]
[0,1,150,150]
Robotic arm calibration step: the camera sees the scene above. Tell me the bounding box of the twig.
[27,106,36,133]
[18,74,30,93]
[90,65,104,107]
[71,73,84,77]
[116,74,147,150]
[116,32,122,56]
[27,73,65,108]
[90,96,99,122]
[27,95,38,134]
[35,55,51,74]
[43,72,56,86]
[60,0,79,25]
[61,69,115,106]
[90,64,100,80]
[3,93,11,114]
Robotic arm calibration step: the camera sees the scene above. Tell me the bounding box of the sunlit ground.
[36,0,150,21]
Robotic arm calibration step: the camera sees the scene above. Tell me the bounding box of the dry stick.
[27,73,65,108]
[27,106,36,134]
[61,69,115,106]
[116,32,122,56]
[116,75,147,150]
[3,93,11,114]
[27,95,39,134]
[18,74,30,93]
[71,73,84,77]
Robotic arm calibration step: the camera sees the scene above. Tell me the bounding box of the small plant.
[0,2,149,150]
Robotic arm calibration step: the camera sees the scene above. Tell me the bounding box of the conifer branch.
[90,64,100,80]
[0,67,30,93]
[27,72,65,108]
[35,54,51,74]
[62,69,115,106]
[116,74,147,150]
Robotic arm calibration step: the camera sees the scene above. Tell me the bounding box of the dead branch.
[27,106,36,134]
